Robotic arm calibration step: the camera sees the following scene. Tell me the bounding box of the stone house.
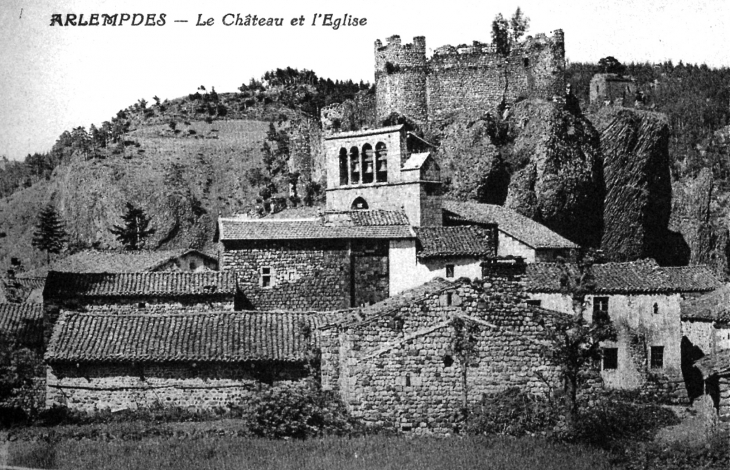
[42,271,239,344]
[525,259,722,402]
[589,73,637,106]
[45,310,318,412]
[217,211,494,310]
[442,199,578,262]
[319,259,565,434]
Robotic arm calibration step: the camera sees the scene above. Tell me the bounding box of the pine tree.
[109,203,156,250]
[31,204,67,263]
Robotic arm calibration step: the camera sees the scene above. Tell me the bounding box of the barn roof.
[46,310,319,364]
[442,200,578,250]
[43,271,237,299]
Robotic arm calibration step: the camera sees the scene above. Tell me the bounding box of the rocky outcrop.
[502,100,604,247]
[320,91,377,133]
[670,168,729,278]
[590,107,672,262]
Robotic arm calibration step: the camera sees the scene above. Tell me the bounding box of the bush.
[246,382,361,439]
[467,387,560,437]
[564,391,680,447]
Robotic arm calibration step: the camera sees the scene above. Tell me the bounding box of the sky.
[1,0,729,160]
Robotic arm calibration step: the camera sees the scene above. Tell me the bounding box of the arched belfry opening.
[339,148,349,186]
[350,146,360,184]
[351,197,369,210]
[375,142,388,182]
[362,143,374,184]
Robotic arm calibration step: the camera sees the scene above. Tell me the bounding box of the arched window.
[338,148,349,186]
[351,197,368,210]
[349,146,360,184]
[375,142,388,182]
[362,143,374,184]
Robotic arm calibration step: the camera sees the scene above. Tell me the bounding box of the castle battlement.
[374,29,566,124]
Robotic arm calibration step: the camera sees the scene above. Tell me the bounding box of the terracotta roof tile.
[681,285,730,322]
[526,260,722,294]
[43,271,237,299]
[443,200,578,249]
[414,226,494,259]
[218,216,413,241]
[46,311,319,364]
[0,303,43,346]
[18,249,217,278]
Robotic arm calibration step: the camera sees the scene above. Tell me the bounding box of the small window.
[526,299,542,307]
[593,297,609,323]
[405,373,411,387]
[602,348,618,370]
[652,303,659,315]
[189,262,196,270]
[138,302,146,309]
[523,57,529,67]
[446,292,453,306]
[443,354,454,367]
[260,267,273,288]
[445,264,455,278]
[650,346,664,369]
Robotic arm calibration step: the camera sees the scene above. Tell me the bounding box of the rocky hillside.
[0,120,271,272]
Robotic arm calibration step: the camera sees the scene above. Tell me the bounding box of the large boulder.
[590,107,672,262]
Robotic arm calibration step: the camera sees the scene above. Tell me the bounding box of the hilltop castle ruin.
[374,30,565,124]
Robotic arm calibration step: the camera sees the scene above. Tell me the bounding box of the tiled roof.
[44,271,237,299]
[414,226,494,259]
[0,303,43,346]
[17,249,217,278]
[442,200,578,249]
[218,216,414,241]
[681,285,730,322]
[46,311,319,364]
[694,349,730,379]
[347,210,410,226]
[526,259,722,294]
[324,124,404,140]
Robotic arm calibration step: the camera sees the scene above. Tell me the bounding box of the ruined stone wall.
[46,363,307,412]
[374,31,565,125]
[222,239,351,311]
[321,266,562,434]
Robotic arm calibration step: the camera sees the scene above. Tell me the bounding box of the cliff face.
[436,99,603,247]
[590,107,672,262]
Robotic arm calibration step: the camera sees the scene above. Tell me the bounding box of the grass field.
[8,435,614,470]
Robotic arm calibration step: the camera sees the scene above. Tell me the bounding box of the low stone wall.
[46,363,307,413]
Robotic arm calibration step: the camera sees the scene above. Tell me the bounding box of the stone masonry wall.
[351,240,389,307]
[321,263,563,434]
[374,31,565,125]
[47,363,307,413]
[222,239,352,311]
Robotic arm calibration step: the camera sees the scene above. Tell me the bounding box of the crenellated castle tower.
[374,30,566,125]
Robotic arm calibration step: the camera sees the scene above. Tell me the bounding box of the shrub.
[246,382,361,439]
[467,387,560,437]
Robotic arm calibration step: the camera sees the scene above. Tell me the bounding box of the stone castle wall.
[46,363,307,412]
[374,31,565,125]
[320,263,564,433]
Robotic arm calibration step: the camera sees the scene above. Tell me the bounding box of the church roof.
[46,310,319,364]
[442,200,578,250]
[414,226,494,259]
[401,152,431,171]
[218,212,414,241]
[44,271,237,299]
[324,124,404,140]
[525,259,722,294]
